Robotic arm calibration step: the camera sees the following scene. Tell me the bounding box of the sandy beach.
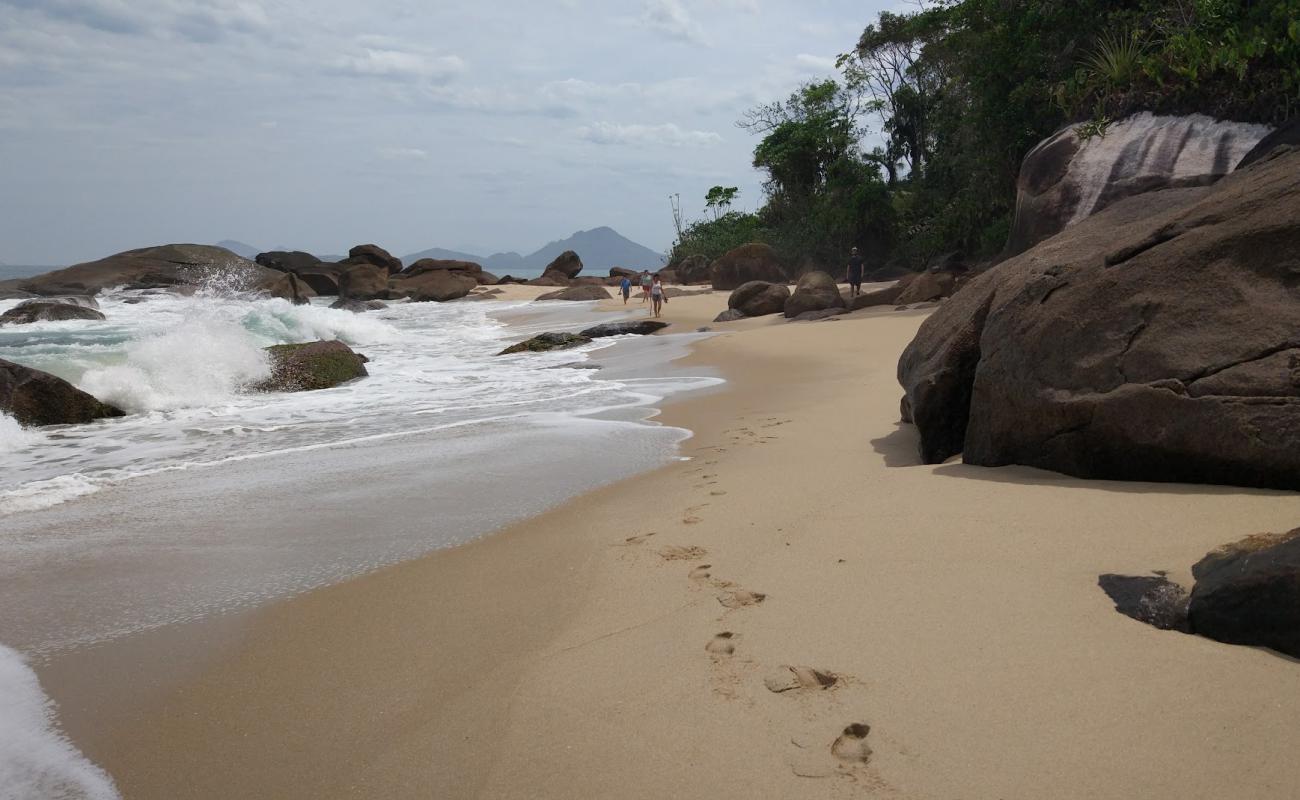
[29,287,1300,799]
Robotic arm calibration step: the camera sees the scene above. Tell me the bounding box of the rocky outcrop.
[257,272,315,305]
[337,264,390,301]
[727,281,789,318]
[713,309,746,323]
[536,286,611,301]
[1186,529,1300,657]
[393,269,477,302]
[403,258,482,277]
[784,271,846,319]
[848,282,907,310]
[1236,117,1300,170]
[342,244,402,274]
[579,321,669,338]
[894,270,958,305]
[0,358,125,426]
[329,298,388,313]
[253,341,368,392]
[497,332,592,355]
[255,251,321,273]
[1,302,106,325]
[15,244,278,295]
[525,275,567,287]
[294,268,342,296]
[897,147,1300,489]
[676,254,712,285]
[1006,113,1272,256]
[542,251,583,280]
[609,267,639,279]
[710,243,788,290]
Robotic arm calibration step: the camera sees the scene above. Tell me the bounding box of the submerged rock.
[329,298,388,313]
[897,147,1300,489]
[253,341,369,392]
[497,332,592,355]
[0,358,125,426]
[0,302,106,325]
[579,321,669,338]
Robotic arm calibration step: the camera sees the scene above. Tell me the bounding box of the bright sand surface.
[40,289,1300,799]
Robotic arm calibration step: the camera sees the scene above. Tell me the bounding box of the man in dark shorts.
[846,247,865,297]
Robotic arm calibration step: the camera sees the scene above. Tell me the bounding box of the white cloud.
[793,53,837,73]
[576,121,723,147]
[334,47,466,83]
[639,0,706,44]
[377,146,428,160]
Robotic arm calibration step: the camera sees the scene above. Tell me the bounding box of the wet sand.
[41,290,1300,798]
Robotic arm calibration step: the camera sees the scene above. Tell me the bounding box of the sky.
[0,0,893,265]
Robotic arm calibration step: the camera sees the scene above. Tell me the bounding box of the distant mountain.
[402,227,664,276]
[215,240,262,259]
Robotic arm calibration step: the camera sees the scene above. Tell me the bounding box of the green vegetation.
[669,0,1298,273]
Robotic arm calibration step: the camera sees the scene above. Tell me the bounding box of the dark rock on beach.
[257,272,316,305]
[329,298,388,313]
[497,332,592,355]
[542,250,584,280]
[675,254,713,285]
[342,244,402,274]
[338,263,391,301]
[0,358,125,426]
[784,271,845,319]
[727,281,789,318]
[713,309,746,323]
[579,320,669,338]
[15,244,279,295]
[897,146,1300,489]
[393,269,477,302]
[894,270,956,305]
[710,243,787,290]
[848,283,907,310]
[1,302,106,325]
[255,250,321,273]
[1187,529,1300,658]
[536,286,612,301]
[253,341,369,392]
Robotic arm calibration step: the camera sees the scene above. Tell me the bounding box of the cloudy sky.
[0,0,892,265]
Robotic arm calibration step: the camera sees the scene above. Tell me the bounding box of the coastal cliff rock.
[497,332,592,355]
[898,147,1300,490]
[1186,529,1300,658]
[1006,113,1272,256]
[342,244,402,274]
[253,341,368,392]
[393,269,477,302]
[1,302,106,325]
[15,244,278,295]
[710,243,787,290]
[536,286,611,301]
[338,264,390,301]
[542,251,584,280]
[0,358,125,426]
[727,281,789,317]
[784,271,845,319]
[579,321,669,338]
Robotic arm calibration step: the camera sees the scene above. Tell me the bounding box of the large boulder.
[579,321,669,338]
[16,244,278,295]
[294,267,342,296]
[784,271,846,319]
[403,258,482,277]
[342,244,402,274]
[1236,117,1300,170]
[525,275,567,287]
[727,281,790,318]
[894,270,957,305]
[848,283,907,311]
[536,286,612,301]
[393,270,477,302]
[329,298,388,313]
[253,341,368,392]
[1,302,106,325]
[1006,113,1271,256]
[676,254,713,285]
[255,251,321,273]
[897,147,1300,489]
[542,251,583,280]
[19,295,99,309]
[256,272,315,305]
[0,358,124,426]
[710,243,787,290]
[1187,529,1300,658]
[338,264,390,301]
[609,267,639,279]
[497,332,591,355]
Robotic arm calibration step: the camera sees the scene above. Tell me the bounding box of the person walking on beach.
[846,246,865,297]
[650,275,667,318]
[619,275,632,305]
[639,270,653,303]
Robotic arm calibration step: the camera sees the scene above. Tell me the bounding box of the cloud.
[576,121,723,147]
[334,47,466,83]
[793,53,837,73]
[376,146,428,160]
[0,0,272,41]
[639,0,705,44]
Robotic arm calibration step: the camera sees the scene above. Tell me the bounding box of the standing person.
[619,275,632,305]
[639,270,653,303]
[650,275,667,317]
[846,246,865,298]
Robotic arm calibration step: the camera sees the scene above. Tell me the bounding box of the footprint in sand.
[763,666,838,694]
[620,532,657,546]
[705,631,736,656]
[658,545,707,561]
[830,723,873,765]
[717,589,766,609]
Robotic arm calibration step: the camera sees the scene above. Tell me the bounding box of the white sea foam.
[0,474,102,515]
[0,644,120,800]
[0,414,42,454]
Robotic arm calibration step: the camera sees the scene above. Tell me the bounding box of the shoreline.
[36,290,1300,798]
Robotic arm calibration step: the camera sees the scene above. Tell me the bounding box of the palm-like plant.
[1083,30,1148,88]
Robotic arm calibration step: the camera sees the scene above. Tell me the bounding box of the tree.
[704,186,739,220]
